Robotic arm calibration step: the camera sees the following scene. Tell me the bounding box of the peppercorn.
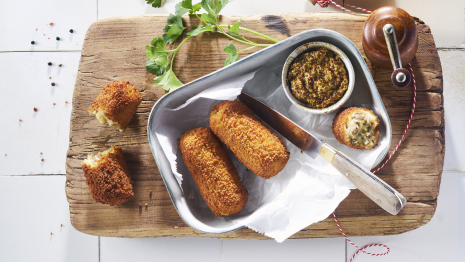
[41,159,44,162]
[60,224,63,227]
[53,103,56,105]
[19,119,22,122]
[40,152,43,155]
[31,41,35,45]
[69,29,74,33]
[56,37,60,41]
[65,101,68,104]
[33,107,38,112]
[48,62,52,66]
[50,232,53,235]
[51,82,55,86]
[58,64,62,67]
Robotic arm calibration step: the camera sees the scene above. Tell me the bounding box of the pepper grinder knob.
[383,24,411,88]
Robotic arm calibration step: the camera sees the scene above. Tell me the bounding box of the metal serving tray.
[147,29,392,234]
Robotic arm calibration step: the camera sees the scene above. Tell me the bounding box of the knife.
[238,92,406,215]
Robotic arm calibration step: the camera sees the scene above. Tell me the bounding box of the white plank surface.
[0,0,96,51]
[97,0,343,20]
[345,171,461,261]
[325,0,465,48]
[223,238,345,262]
[0,52,79,176]
[0,176,99,262]
[440,50,465,172]
[98,0,464,48]
[100,237,222,262]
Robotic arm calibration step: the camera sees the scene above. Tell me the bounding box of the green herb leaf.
[145,37,170,75]
[187,24,213,36]
[145,0,163,8]
[223,42,239,66]
[153,69,184,92]
[163,14,186,44]
[200,13,216,24]
[181,0,193,9]
[145,60,167,76]
[167,13,184,28]
[228,19,242,37]
[191,3,202,13]
[175,2,190,16]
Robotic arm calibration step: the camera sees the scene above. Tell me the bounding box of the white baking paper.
[154,68,389,242]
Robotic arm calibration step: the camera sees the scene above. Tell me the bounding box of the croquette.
[332,107,380,150]
[89,80,142,132]
[178,127,248,217]
[210,100,290,179]
[81,146,134,205]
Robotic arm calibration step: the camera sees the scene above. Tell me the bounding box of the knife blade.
[238,92,406,215]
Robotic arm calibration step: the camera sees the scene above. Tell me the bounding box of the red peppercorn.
[51,82,55,86]
[33,107,38,112]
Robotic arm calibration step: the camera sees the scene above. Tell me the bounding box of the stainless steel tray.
[147,29,392,234]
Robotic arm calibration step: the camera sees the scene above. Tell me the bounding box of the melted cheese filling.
[93,110,120,130]
[82,147,114,168]
[345,113,378,148]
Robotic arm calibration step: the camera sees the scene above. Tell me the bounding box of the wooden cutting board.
[65,13,444,239]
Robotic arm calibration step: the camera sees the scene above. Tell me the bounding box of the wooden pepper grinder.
[362,6,418,88]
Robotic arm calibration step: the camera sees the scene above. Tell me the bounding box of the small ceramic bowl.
[282,41,355,114]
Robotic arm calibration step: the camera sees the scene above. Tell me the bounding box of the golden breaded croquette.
[332,107,380,150]
[179,127,248,217]
[210,100,290,179]
[81,146,134,205]
[89,80,142,132]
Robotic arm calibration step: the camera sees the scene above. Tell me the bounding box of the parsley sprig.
[145,0,278,92]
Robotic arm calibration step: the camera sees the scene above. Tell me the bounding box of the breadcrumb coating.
[89,80,142,132]
[210,100,290,179]
[81,146,134,206]
[332,107,380,150]
[178,127,248,217]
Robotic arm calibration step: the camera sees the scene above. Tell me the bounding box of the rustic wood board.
[66,13,444,239]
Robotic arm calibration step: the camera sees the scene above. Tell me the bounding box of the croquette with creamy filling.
[210,100,290,179]
[81,146,134,205]
[332,107,380,150]
[179,127,248,217]
[89,80,142,132]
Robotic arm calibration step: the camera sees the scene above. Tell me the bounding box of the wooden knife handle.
[320,144,407,215]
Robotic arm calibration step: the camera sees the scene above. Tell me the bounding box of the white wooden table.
[0,0,463,261]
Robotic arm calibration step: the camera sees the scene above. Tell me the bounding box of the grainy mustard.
[287,48,349,108]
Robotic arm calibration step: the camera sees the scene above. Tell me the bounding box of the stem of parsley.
[218,25,279,43]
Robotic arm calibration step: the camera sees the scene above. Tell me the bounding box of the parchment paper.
[154,68,389,242]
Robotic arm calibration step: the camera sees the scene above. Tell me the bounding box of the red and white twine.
[314,1,418,261]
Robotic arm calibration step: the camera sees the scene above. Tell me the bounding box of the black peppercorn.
[56,37,60,41]
[51,82,56,86]
[69,29,74,33]
[31,41,35,44]
[48,62,52,66]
